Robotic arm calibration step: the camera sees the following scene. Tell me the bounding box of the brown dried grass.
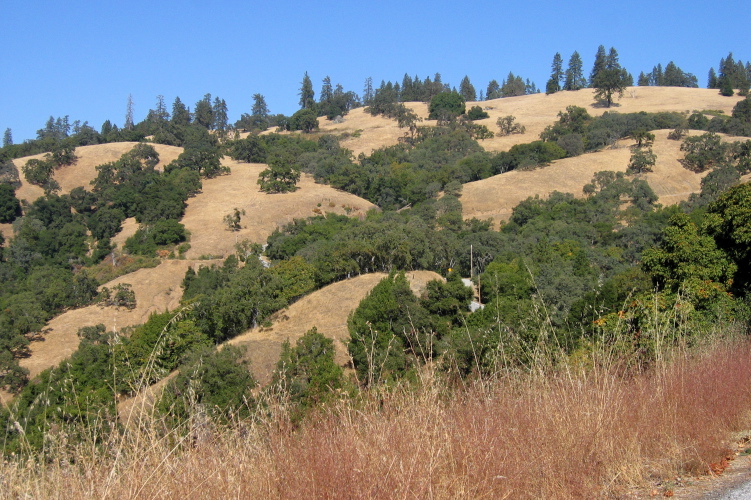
[4,337,751,499]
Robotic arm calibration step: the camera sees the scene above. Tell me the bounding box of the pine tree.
[546,52,564,94]
[125,94,134,130]
[320,76,333,105]
[212,97,229,136]
[486,80,501,100]
[592,47,629,107]
[3,128,12,147]
[590,45,607,87]
[363,77,374,106]
[172,97,191,126]
[459,75,477,101]
[252,94,269,118]
[299,72,315,110]
[194,94,214,129]
[708,68,718,89]
[564,51,587,91]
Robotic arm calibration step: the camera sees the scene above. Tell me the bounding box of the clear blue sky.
[2,0,749,142]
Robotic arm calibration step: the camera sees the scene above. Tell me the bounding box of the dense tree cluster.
[637,61,698,87]
[708,52,751,96]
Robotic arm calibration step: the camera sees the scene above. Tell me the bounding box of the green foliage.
[124,220,187,256]
[428,91,466,121]
[22,157,58,193]
[466,106,489,120]
[228,135,267,163]
[0,183,21,223]
[348,272,437,385]
[168,132,227,178]
[273,327,344,413]
[592,47,629,107]
[190,258,287,342]
[642,213,736,290]
[223,207,245,231]
[564,51,587,91]
[257,156,301,193]
[159,345,256,426]
[459,75,476,101]
[627,147,656,174]
[680,132,728,172]
[496,115,526,136]
[704,182,751,292]
[98,283,137,309]
[288,108,319,133]
[267,256,316,303]
[299,72,315,110]
[732,95,751,123]
[640,61,698,87]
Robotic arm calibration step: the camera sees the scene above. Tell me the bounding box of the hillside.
[118,270,443,419]
[228,270,442,385]
[3,86,748,400]
[320,87,744,155]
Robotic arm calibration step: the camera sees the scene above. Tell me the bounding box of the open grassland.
[3,338,751,498]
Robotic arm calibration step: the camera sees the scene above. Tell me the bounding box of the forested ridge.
[1,49,751,467]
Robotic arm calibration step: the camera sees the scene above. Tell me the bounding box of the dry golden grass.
[19,259,213,380]
[4,338,751,499]
[12,142,182,204]
[318,87,743,157]
[228,270,441,385]
[178,158,376,259]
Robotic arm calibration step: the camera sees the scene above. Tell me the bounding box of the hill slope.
[4,86,748,397]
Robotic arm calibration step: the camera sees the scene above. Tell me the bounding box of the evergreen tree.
[592,47,629,107]
[590,45,607,87]
[363,76,374,106]
[299,72,315,110]
[125,94,134,130]
[501,72,525,97]
[564,51,587,90]
[320,76,333,106]
[252,93,269,118]
[459,75,477,101]
[171,97,191,126]
[194,94,214,129]
[154,95,170,122]
[486,79,501,100]
[708,67,719,89]
[546,52,564,94]
[400,74,415,102]
[3,128,11,147]
[638,71,650,86]
[212,97,229,137]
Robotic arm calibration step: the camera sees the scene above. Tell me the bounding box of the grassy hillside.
[3,86,748,396]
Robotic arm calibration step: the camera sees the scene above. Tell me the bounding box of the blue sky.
[2,0,749,142]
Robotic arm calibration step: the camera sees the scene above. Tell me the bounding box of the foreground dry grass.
[4,339,751,499]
